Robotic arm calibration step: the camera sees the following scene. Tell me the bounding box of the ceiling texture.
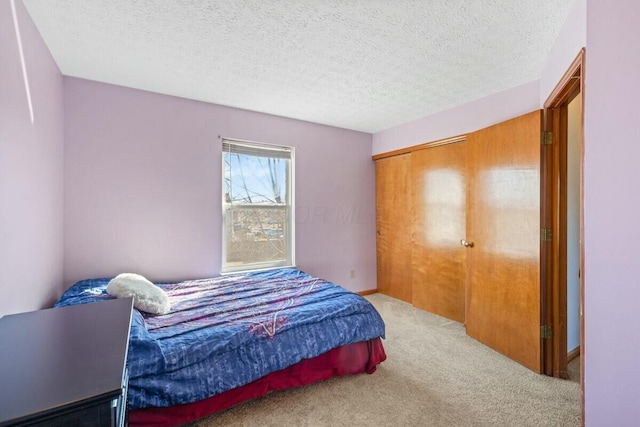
[22,0,575,133]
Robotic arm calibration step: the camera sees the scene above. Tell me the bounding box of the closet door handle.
[460,239,474,248]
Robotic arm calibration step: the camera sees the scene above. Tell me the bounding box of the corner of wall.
[539,0,587,105]
[372,80,540,156]
[0,0,65,315]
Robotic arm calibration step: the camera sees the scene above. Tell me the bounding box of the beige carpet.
[189,294,580,427]
[568,357,580,383]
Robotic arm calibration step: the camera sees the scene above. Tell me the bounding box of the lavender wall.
[0,0,64,315]
[372,80,540,155]
[584,0,640,424]
[63,78,376,292]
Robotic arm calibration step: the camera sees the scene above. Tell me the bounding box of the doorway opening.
[541,48,584,402]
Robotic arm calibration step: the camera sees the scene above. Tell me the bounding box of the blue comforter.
[55,268,385,409]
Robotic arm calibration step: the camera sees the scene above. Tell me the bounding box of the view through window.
[222,139,294,272]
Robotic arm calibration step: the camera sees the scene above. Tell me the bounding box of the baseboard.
[567,346,580,362]
[357,289,377,296]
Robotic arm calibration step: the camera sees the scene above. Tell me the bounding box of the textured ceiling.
[22,0,575,133]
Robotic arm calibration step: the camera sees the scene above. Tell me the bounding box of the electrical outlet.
[349,269,356,279]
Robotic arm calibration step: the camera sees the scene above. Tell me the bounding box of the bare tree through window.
[222,140,293,272]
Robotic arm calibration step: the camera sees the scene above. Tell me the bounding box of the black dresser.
[0,297,133,427]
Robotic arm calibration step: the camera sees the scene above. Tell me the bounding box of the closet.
[375,154,412,303]
[411,141,467,323]
[375,111,542,372]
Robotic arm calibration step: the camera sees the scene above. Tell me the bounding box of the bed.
[54,268,386,426]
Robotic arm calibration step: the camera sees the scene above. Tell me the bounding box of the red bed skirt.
[129,338,386,427]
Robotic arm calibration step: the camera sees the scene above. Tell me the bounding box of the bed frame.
[129,337,386,426]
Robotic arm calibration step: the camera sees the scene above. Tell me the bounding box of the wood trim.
[541,47,585,426]
[357,289,377,296]
[568,346,580,362]
[578,50,586,427]
[544,49,585,109]
[545,95,574,380]
[540,108,556,376]
[542,106,570,379]
[372,135,466,160]
[557,105,569,379]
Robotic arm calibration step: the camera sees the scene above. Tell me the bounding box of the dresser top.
[0,297,132,425]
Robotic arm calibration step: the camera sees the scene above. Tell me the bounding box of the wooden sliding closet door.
[411,143,467,322]
[465,111,542,372]
[376,154,412,303]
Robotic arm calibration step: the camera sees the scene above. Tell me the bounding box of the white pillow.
[106,273,170,315]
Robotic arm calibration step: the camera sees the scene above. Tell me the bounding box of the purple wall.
[372,80,540,155]
[0,0,64,315]
[63,78,376,292]
[584,0,640,424]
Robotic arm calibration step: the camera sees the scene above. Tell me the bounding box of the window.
[222,139,294,273]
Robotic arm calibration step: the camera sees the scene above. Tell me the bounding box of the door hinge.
[540,325,553,339]
[540,228,553,242]
[541,131,553,145]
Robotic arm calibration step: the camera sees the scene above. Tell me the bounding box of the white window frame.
[221,138,295,274]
